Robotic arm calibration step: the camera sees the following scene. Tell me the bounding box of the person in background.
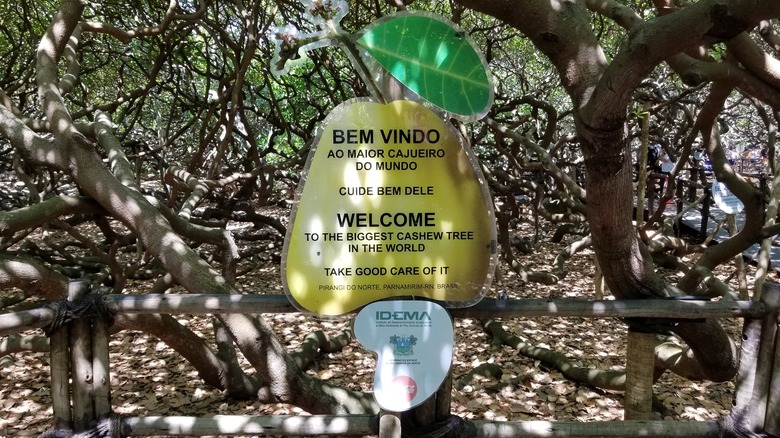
[648,144,661,173]
[660,152,674,174]
[693,148,703,165]
[727,147,737,165]
[659,152,676,204]
[761,147,769,173]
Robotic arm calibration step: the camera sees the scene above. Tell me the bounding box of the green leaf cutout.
[357,13,492,119]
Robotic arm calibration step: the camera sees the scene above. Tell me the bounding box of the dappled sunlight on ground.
[0,214,751,436]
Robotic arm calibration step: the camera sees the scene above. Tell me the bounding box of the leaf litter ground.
[0,215,756,437]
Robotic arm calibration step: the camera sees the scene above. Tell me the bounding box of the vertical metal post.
[92,308,112,419]
[700,187,711,239]
[731,307,763,424]
[68,280,95,432]
[624,328,656,420]
[733,283,780,433]
[378,411,402,438]
[762,286,780,435]
[435,368,453,421]
[756,284,780,433]
[674,177,684,225]
[407,316,455,435]
[50,302,72,431]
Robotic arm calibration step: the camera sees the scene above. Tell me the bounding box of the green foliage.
[633,105,649,120]
[357,13,493,118]
[0,0,775,210]
[708,43,726,61]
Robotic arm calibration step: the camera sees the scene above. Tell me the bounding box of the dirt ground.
[0,214,760,437]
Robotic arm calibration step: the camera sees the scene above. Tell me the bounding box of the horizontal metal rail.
[121,414,721,437]
[105,294,766,319]
[0,296,766,337]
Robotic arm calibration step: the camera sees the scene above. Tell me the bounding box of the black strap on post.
[40,413,125,438]
[718,412,769,438]
[38,427,73,438]
[43,289,115,336]
[76,413,124,438]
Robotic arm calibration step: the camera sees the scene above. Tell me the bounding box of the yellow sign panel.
[282,99,496,316]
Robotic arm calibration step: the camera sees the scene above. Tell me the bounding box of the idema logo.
[375,311,432,321]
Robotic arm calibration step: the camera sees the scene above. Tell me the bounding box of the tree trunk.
[113,313,259,398]
[0,0,379,415]
[449,0,769,382]
[217,312,378,414]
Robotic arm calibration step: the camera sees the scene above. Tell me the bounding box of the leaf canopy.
[357,13,493,119]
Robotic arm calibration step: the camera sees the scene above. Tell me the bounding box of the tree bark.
[0,0,378,414]
[0,254,70,300]
[449,0,780,382]
[112,313,260,398]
